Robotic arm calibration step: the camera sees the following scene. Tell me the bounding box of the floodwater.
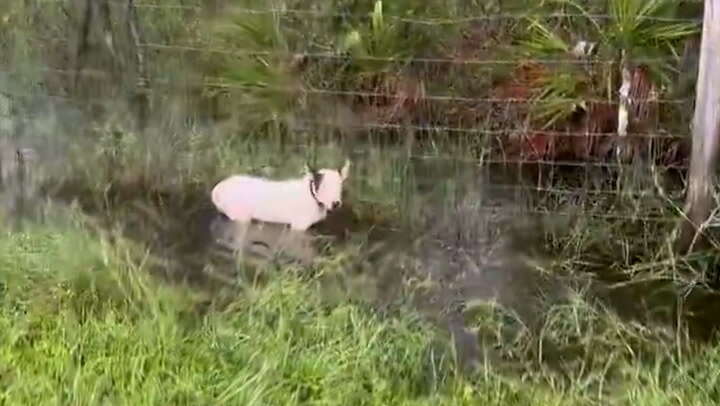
[2,135,720,372]
[202,155,720,369]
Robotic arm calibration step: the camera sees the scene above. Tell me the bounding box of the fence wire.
[39,0,706,24]
[2,0,702,227]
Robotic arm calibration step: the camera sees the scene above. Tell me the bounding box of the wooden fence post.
[677,0,720,254]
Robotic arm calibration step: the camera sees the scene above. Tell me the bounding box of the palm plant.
[514,0,699,137]
[329,0,467,124]
[337,1,410,75]
[335,0,462,68]
[515,20,601,130]
[334,0,461,99]
[335,0,420,119]
[201,0,468,131]
[203,0,306,133]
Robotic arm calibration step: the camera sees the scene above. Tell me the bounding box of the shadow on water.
[5,137,720,371]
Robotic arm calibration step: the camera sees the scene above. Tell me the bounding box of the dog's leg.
[231,220,250,263]
[296,232,318,266]
[290,217,313,231]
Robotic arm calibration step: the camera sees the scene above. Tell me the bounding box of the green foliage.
[327,0,469,98]
[517,19,573,57]
[207,0,468,101]
[202,0,304,131]
[338,1,408,73]
[0,0,64,89]
[336,0,459,73]
[532,72,591,129]
[514,0,699,129]
[601,0,699,85]
[605,0,698,49]
[2,223,720,404]
[0,225,448,404]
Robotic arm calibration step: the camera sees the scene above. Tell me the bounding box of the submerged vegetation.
[0,0,719,404]
[2,210,720,404]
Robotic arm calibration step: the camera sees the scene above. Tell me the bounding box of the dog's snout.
[331,201,341,210]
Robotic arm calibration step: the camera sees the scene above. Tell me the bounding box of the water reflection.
[210,214,320,266]
[13,135,720,370]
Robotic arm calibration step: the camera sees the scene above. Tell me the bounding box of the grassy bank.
[3,75,718,405]
[1,109,716,404]
[2,0,720,404]
[0,220,719,405]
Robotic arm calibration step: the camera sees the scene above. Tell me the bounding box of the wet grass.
[2,209,720,405]
[0,96,719,405]
[0,124,718,405]
[1,89,717,404]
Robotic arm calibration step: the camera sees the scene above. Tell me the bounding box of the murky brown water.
[3,136,720,370]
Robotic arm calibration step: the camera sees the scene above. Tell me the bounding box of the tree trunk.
[616,55,631,162]
[677,0,720,254]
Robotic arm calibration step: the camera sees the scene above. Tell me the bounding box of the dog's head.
[304,159,351,211]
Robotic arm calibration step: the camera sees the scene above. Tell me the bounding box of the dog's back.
[212,175,265,219]
[211,174,309,224]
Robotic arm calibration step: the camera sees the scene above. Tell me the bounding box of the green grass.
[0,214,719,405]
[3,95,718,406]
[0,224,447,405]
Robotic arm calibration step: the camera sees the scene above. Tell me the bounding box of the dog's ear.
[339,159,351,181]
[303,163,314,177]
[312,171,324,191]
[304,163,323,191]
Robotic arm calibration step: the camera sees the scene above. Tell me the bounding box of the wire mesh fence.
[0,0,704,227]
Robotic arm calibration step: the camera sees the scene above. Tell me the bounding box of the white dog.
[211,159,351,232]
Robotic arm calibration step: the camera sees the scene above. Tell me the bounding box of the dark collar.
[309,178,325,210]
